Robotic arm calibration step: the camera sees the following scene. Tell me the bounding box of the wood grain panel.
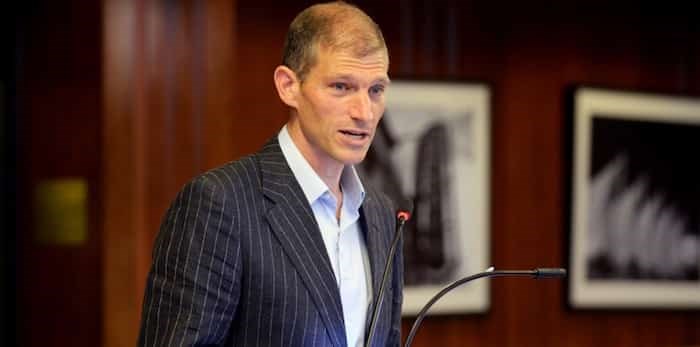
[102,0,236,345]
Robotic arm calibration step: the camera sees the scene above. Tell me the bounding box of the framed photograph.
[569,87,700,309]
[358,80,491,314]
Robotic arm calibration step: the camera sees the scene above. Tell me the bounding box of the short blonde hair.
[281,1,388,81]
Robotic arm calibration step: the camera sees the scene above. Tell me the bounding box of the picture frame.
[358,80,491,314]
[568,86,700,309]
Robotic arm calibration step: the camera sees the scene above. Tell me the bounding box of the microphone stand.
[404,267,566,347]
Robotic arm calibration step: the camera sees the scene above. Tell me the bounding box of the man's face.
[290,45,389,170]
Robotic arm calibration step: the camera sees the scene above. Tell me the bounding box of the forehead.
[310,45,389,79]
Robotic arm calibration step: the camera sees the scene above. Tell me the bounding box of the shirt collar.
[278,125,365,209]
[340,161,366,212]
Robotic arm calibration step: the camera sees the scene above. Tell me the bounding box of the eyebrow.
[331,74,391,85]
[377,77,391,85]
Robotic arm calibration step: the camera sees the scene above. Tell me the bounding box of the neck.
[286,121,344,200]
[318,166,343,203]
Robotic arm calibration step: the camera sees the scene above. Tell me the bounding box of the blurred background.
[3,0,699,346]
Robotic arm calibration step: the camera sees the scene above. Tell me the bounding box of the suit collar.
[258,137,393,346]
[359,193,384,294]
[257,137,347,347]
[359,191,394,335]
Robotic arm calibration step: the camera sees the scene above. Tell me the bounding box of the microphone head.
[396,198,414,222]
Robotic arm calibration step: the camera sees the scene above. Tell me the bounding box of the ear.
[274,65,300,109]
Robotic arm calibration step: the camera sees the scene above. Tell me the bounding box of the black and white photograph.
[569,87,700,308]
[357,81,491,314]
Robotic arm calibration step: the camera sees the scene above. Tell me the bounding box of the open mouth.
[339,129,369,139]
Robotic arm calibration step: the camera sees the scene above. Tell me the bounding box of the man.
[137,2,403,346]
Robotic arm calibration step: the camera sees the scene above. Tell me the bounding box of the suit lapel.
[257,139,346,347]
[361,193,391,333]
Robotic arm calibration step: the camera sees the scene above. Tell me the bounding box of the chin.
[336,151,368,166]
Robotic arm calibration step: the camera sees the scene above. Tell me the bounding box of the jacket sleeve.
[137,174,242,346]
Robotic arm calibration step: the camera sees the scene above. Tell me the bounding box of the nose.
[350,92,374,122]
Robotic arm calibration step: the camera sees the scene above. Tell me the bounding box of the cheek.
[374,104,386,122]
[313,95,340,119]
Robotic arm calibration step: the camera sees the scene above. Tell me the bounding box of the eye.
[369,84,385,96]
[331,82,349,92]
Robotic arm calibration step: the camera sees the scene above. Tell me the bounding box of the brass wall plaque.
[34,178,88,245]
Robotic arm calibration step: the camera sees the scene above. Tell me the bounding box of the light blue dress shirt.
[278,125,373,347]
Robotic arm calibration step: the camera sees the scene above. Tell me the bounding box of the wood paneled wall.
[102,0,236,345]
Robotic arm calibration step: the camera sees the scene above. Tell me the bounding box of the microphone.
[365,201,413,347]
[403,267,567,347]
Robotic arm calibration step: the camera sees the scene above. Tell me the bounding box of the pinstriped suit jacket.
[138,137,403,347]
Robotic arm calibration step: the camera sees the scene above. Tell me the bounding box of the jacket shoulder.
[180,155,261,199]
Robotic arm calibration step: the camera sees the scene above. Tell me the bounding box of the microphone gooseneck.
[365,205,412,347]
[403,267,567,347]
